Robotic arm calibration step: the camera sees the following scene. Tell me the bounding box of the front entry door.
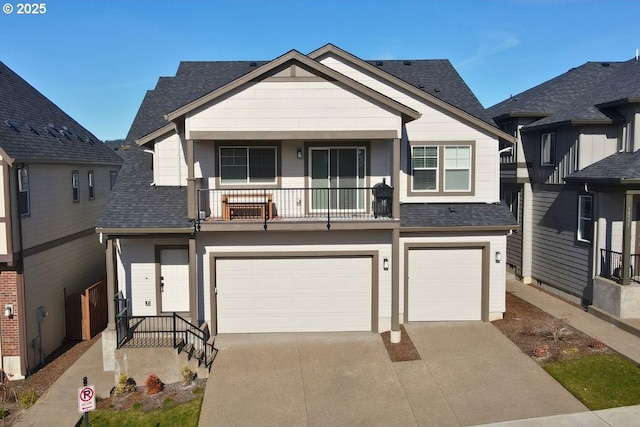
[310,147,365,211]
[160,249,189,313]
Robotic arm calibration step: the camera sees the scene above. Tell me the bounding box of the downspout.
[143,149,156,186]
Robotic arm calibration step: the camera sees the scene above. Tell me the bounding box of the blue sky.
[2,0,639,141]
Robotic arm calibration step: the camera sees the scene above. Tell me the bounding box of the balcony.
[196,186,395,230]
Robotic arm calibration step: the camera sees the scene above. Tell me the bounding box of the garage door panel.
[216,257,371,333]
[408,248,482,321]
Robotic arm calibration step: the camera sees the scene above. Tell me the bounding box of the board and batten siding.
[154,133,188,187]
[22,233,105,368]
[318,55,500,204]
[399,234,507,320]
[116,238,190,316]
[578,127,620,171]
[198,230,393,332]
[531,187,591,301]
[185,80,402,136]
[17,164,115,249]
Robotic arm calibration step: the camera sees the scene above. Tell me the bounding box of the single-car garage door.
[408,248,483,321]
[215,256,373,333]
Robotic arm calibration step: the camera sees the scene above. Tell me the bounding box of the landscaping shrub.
[114,373,136,396]
[17,389,38,408]
[181,366,196,385]
[145,374,164,395]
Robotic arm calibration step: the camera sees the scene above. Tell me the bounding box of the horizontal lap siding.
[187,80,401,133]
[531,188,591,300]
[319,56,499,204]
[23,233,105,368]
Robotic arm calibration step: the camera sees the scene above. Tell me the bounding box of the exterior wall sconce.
[383,258,389,271]
[495,251,502,263]
[296,148,303,159]
[4,304,13,318]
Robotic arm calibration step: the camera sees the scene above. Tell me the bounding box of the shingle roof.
[127,57,491,141]
[400,203,518,228]
[486,59,640,129]
[98,145,190,230]
[0,61,122,165]
[565,150,640,183]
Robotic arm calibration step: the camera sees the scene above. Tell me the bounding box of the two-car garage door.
[215,256,373,333]
[408,247,484,321]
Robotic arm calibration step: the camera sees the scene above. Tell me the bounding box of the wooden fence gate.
[65,278,108,341]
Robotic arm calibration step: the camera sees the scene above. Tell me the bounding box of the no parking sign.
[77,384,96,413]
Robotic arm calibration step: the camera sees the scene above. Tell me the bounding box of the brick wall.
[0,271,19,356]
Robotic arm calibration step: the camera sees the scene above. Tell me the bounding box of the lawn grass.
[544,354,640,410]
[88,397,203,427]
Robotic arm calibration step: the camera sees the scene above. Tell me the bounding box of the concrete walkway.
[13,337,114,427]
[12,273,640,426]
[476,274,640,427]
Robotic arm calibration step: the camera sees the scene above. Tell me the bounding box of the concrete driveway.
[198,323,587,427]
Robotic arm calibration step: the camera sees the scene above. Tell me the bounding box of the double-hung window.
[444,146,471,191]
[18,166,29,216]
[541,132,556,166]
[220,147,276,184]
[577,195,592,242]
[72,171,80,202]
[88,171,95,200]
[411,146,438,191]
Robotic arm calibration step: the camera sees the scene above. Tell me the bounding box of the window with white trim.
[577,195,592,242]
[88,171,95,200]
[72,171,79,202]
[541,132,556,166]
[18,166,29,216]
[444,146,471,191]
[411,146,438,191]
[220,147,276,184]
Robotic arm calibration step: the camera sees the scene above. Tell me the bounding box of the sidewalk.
[13,336,113,427]
[475,274,640,427]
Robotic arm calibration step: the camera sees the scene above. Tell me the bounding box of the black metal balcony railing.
[196,187,394,229]
[599,249,640,284]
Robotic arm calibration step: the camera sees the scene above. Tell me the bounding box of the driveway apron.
[200,323,588,427]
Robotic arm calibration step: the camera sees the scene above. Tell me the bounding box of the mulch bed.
[493,292,613,364]
[380,324,421,362]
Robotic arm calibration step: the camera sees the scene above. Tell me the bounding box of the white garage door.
[216,257,372,333]
[408,248,483,321]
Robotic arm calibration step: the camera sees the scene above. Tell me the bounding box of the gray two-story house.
[488,58,640,319]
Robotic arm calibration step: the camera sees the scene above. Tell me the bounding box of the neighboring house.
[0,61,123,379]
[98,44,516,359]
[488,58,640,318]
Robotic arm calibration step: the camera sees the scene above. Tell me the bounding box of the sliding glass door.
[310,147,366,211]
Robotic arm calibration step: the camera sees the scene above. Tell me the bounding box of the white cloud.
[457,31,520,68]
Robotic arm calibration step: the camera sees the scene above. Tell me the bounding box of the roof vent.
[418,83,424,90]
[601,62,610,67]
[4,120,18,132]
[26,124,39,134]
[44,126,61,142]
[448,206,456,213]
[403,61,411,66]
[434,87,441,93]
[249,62,257,67]
[375,61,383,66]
